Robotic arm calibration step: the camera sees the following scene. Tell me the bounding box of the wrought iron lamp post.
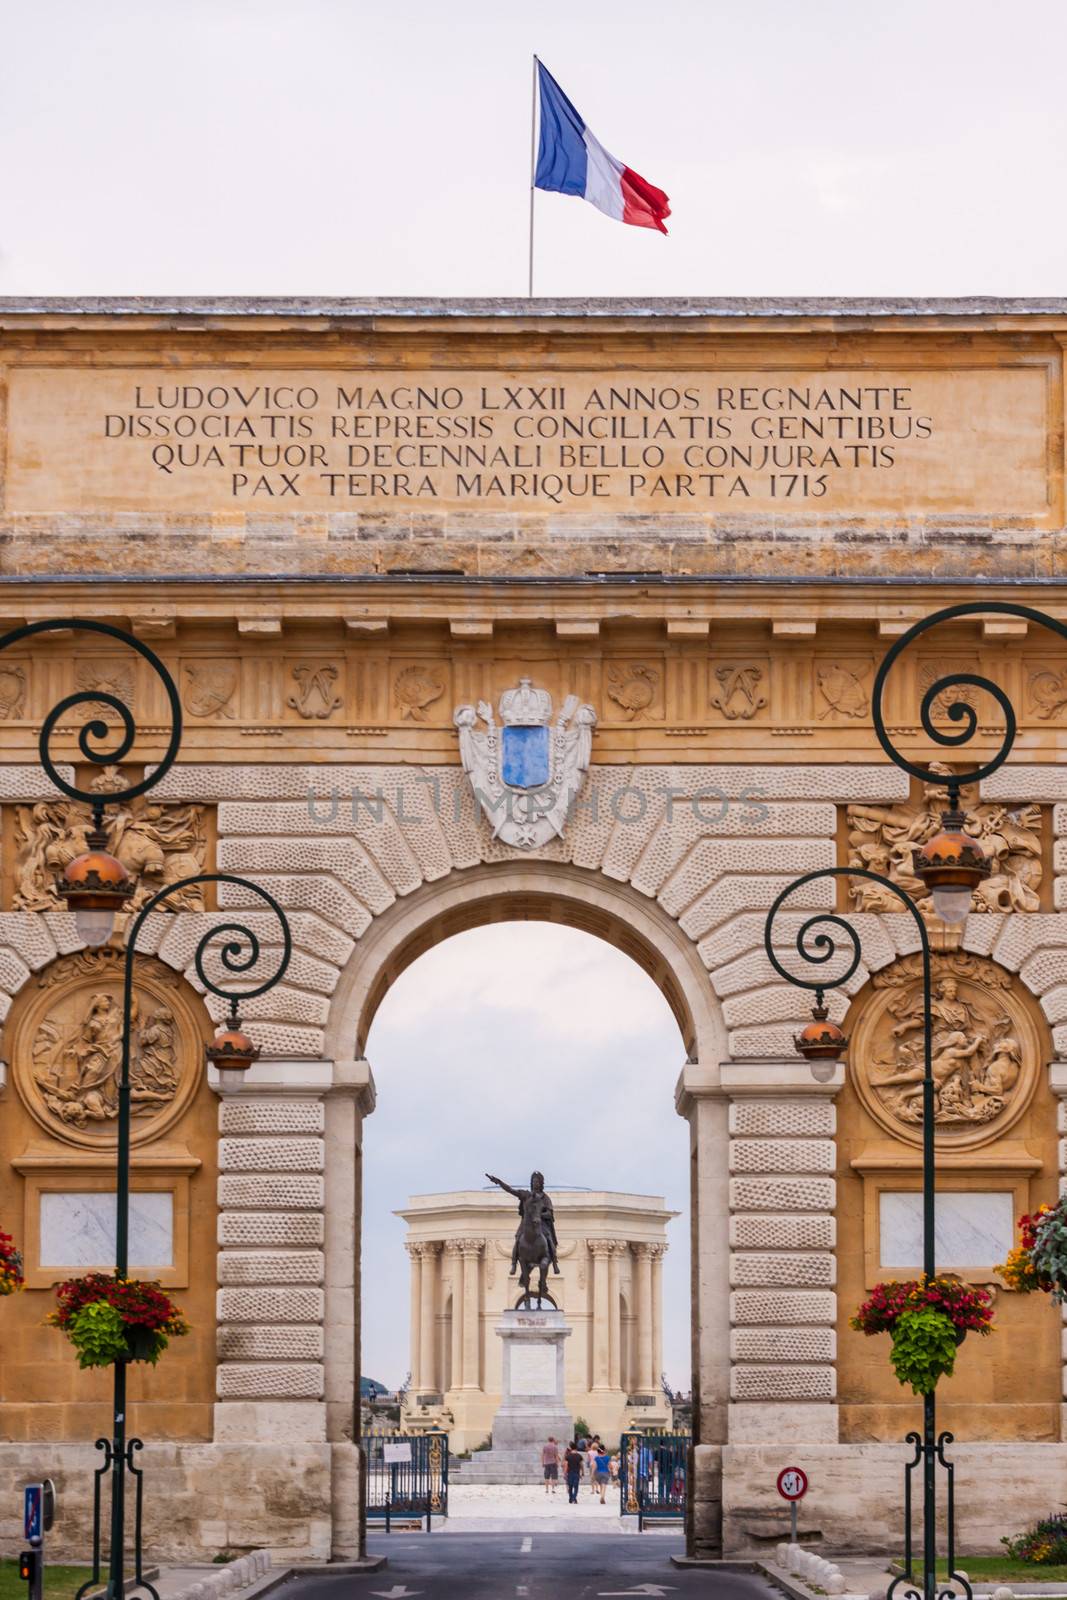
[0,620,292,1600]
[763,600,1067,1600]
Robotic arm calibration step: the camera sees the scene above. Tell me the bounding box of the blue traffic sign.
[23,1484,41,1542]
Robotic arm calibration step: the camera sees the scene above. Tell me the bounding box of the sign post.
[776,1465,808,1544]
[22,1484,44,1600]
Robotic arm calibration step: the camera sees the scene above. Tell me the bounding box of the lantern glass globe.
[74,907,115,948]
[931,883,973,925]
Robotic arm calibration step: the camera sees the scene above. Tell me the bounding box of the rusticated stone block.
[729,1252,835,1288]
[730,1288,836,1325]
[729,1100,836,1138]
[218,1287,325,1323]
[218,1175,325,1209]
[217,1250,325,1284]
[730,1326,836,1363]
[218,1137,325,1173]
[729,1214,835,1250]
[220,1100,325,1135]
[217,1325,324,1360]
[730,1364,836,1400]
[729,1139,836,1175]
[730,1176,836,1212]
[216,1362,324,1399]
[218,1213,324,1247]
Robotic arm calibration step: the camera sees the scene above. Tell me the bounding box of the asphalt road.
[282,1532,779,1600]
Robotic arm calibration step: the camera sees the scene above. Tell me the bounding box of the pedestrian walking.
[593,1442,612,1504]
[564,1439,584,1504]
[586,1436,599,1492]
[541,1435,561,1495]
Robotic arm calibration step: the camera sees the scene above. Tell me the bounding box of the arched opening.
[358,910,694,1510]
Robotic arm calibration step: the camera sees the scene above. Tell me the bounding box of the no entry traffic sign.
[776,1466,808,1501]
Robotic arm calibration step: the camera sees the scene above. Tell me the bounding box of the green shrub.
[1002,1513,1067,1564]
[888,1308,959,1395]
[573,1416,591,1439]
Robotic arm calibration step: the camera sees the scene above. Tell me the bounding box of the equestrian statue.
[485,1170,561,1310]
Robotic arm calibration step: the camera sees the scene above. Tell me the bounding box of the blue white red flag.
[534,60,670,235]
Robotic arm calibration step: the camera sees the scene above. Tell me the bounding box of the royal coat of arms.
[453,678,596,849]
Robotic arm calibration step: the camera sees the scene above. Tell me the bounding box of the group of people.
[541,1433,618,1504]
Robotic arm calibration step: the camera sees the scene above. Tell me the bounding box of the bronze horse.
[486,1171,559,1310]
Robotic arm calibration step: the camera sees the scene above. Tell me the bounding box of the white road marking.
[370,1588,423,1599]
[520,1536,533,1552]
[597,1587,677,1598]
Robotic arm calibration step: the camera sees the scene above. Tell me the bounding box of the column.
[632,1243,655,1393]
[608,1242,623,1391]
[460,1238,483,1389]
[589,1239,612,1390]
[445,1241,463,1393]
[650,1243,667,1388]
[417,1243,441,1393]
[406,1242,423,1394]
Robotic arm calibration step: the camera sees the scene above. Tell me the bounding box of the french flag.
[534,60,670,235]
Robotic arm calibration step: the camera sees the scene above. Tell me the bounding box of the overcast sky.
[362,924,689,1393]
[3,0,1067,298]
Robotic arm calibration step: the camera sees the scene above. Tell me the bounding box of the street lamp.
[763,600,1067,1600]
[0,620,292,1600]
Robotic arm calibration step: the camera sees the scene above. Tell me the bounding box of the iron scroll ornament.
[0,617,183,825]
[871,600,1067,806]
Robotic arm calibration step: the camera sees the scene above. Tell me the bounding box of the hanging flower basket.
[851,1274,994,1395]
[0,1230,25,1295]
[996,1201,1067,1300]
[48,1273,189,1369]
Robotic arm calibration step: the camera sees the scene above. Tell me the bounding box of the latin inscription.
[4,367,1049,515]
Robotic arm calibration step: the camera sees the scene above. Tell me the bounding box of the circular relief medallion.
[849,952,1040,1150]
[10,949,206,1149]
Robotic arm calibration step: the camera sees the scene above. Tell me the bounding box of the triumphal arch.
[1,296,1067,1560]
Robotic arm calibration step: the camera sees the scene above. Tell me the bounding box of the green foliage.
[573,1416,591,1439]
[888,1308,959,1395]
[1029,1204,1067,1304]
[65,1301,167,1368]
[66,1301,129,1369]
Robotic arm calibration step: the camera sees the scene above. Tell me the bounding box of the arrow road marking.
[597,1587,677,1597]
[520,1536,532,1553]
[370,1588,422,1599]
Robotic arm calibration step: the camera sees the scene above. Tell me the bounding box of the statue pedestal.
[451,1308,572,1485]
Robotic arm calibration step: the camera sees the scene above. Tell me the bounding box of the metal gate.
[362,1431,449,1531]
[619,1431,690,1528]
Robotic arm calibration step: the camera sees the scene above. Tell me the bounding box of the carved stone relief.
[394,665,445,722]
[0,664,27,720]
[13,765,207,914]
[183,660,238,720]
[850,952,1040,1149]
[10,949,204,1149]
[919,660,979,725]
[1029,666,1067,721]
[709,662,768,721]
[74,660,135,723]
[606,663,660,721]
[846,763,1042,915]
[288,663,343,720]
[816,660,871,720]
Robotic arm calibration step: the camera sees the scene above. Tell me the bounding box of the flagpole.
[528,54,537,298]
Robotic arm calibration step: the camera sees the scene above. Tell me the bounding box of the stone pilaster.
[211,1059,374,1452]
[445,1241,463,1394]
[724,1059,841,1446]
[608,1241,623,1391]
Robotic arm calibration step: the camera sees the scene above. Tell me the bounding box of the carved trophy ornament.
[816,661,871,720]
[13,765,207,914]
[74,660,135,724]
[183,660,238,719]
[606,663,659,721]
[0,664,27,720]
[846,763,1042,916]
[849,952,1039,1149]
[394,665,445,722]
[454,677,596,850]
[11,949,205,1149]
